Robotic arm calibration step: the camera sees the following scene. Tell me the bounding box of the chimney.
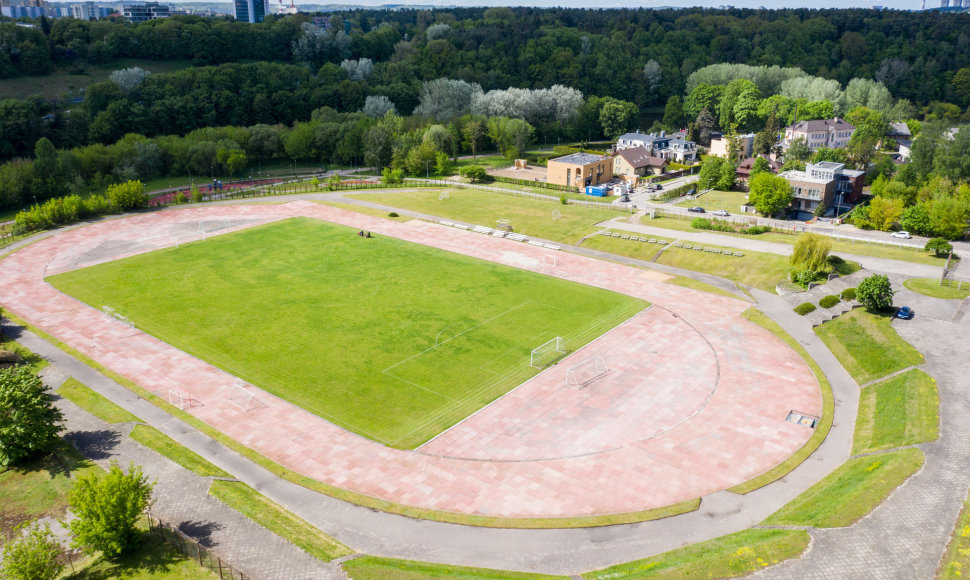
[660,130,666,137]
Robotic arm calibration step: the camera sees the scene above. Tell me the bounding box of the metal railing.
[147,514,249,580]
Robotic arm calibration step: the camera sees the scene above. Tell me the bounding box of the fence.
[147,514,249,580]
[490,175,578,192]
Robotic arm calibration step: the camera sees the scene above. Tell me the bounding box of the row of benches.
[440,220,561,251]
[598,231,744,257]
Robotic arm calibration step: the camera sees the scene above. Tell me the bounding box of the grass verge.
[4,302,702,529]
[674,190,749,212]
[208,481,353,562]
[666,275,743,300]
[852,369,939,455]
[727,308,834,495]
[342,556,568,579]
[129,425,231,478]
[315,201,410,221]
[579,232,674,262]
[655,243,790,292]
[903,277,970,300]
[815,309,924,385]
[582,528,811,579]
[0,441,101,540]
[762,447,924,528]
[1,332,49,371]
[56,378,141,424]
[938,487,970,578]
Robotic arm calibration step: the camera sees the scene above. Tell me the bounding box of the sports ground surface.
[0,201,822,518]
[48,217,644,449]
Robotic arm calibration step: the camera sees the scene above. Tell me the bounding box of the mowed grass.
[129,425,232,478]
[674,190,749,212]
[343,556,568,579]
[656,244,790,292]
[57,378,141,424]
[815,309,924,385]
[852,369,939,455]
[347,189,621,244]
[69,528,217,579]
[209,481,353,562]
[582,529,810,579]
[904,277,970,300]
[939,489,970,578]
[762,447,924,528]
[48,217,644,448]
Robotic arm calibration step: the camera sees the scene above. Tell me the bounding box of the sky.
[291,0,936,11]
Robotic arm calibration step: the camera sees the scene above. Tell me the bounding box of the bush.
[841,287,857,301]
[794,303,817,315]
[68,462,155,557]
[105,180,148,211]
[0,522,62,580]
[692,217,712,229]
[858,274,895,311]
[819,295,841,308]
[740,225,770,235]
[174,192,187,204]
[827,255,844,265]
[460,166,488,184]
[0,366,64,466]
[790,268,818,287]
[388,212,399,217]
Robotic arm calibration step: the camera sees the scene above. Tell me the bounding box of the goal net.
[530,336,566,368]
[168,388,199,410]
[102,305,134,328]
[542,254,559,267]
[226,378,264,412]
[551,209,561,221]
[439,191,450,200]
[566,355,609,389]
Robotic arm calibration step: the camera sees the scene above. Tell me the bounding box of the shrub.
[709,220,734,232]
[0,366,64,466]
[174,192,187,204]
[82,194,114,217]
[0,522,62,580]
[191,185,202,203]
[388,212,399,217]
[790,268,818,287]
[794,303,817,315]
[105,180,148,211]
[740,225,770,235]
[68,462,155,557]
[691,217,712,229]
[841,287,857,301]
[819,295,841,308]
[858,274,895,311]
[827,255,844,265]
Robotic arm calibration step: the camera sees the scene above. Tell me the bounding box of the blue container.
[585,186,607,197]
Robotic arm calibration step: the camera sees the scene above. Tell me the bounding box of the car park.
[896,306,914,319]
[687,207,705,213]
[891,231,911,239]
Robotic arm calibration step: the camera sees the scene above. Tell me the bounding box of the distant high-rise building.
[72,2,112,20]
[234,0,268,23]
[1,0,50,18]
[123,2,171,22]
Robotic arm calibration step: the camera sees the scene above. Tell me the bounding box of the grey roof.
[550,152,611,165]
[888,122,911,137]
[788,118,855,132]
[814,161,843,170]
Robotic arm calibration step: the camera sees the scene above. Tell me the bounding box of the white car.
[713,210,729,216]
[891,231,912,239]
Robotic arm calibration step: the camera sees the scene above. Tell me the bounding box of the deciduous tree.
[857,274,895,311]
[68,462,155,558]
[0,366,64,467]
[747,172,793,217]
[0,522,63,580]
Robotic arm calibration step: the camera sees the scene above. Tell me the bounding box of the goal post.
[226,378,264,412]
[530,336,566,368]
[542,254,559,267]
[168,388,198,410]
[565,355,609,389]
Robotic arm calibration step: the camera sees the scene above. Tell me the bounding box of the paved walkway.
[600,217,951,281]
[0,202,818,519]
[28,359,344,580]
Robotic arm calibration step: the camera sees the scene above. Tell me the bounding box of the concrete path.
[28,359,344,580]
[761,280,970,579]
[600,217,950,281]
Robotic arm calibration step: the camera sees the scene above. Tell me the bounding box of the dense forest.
[1,6,970,217]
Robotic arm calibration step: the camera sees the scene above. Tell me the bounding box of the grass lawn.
[57,378,141,424]
[0,333,48,371]
[655,244,790,292]
[904,277,970,300]
[0,441,101,540]
[347,189,620,244]
[315,201,411,221]
[0,206,21,222]
[939,488,970,578]
[666,276,742,300]
[852,369,939,455]
[454,155,516,170]
[728,308,833,495]
[342,556,568,580]
[674,190,749,212]
[129,425,231,478]
[68,529,216,579]
[815,309,924,385]
[762,447,924,528]
[582,529,810,579]
[48,217,644,449]
[0,59,193,100]
[579,232,674,262]
[209,481,352,562]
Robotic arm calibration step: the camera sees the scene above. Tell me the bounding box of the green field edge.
[129,425,233,478]
[903,277,970,300]
[727,308,835,495]
[851,369,940,456]
[938,484,970,578]
[56,377,142,424]
[342,555,570,579]
[1,310,703,529]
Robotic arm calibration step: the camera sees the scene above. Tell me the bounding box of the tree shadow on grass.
[71,531,192,579]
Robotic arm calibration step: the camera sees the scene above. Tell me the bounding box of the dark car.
[896,306,914,319]
[687,206,705,213]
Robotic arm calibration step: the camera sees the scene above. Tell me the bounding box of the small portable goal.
[530,336,566,368]
[227,378,265,412]
[168,388,200,410]
[565,355,610,389]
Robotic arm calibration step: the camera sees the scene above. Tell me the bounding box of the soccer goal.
[168,388,199,410]
[542,254,559,267]
[439,191,451,201]
[530,336,566,368]
[565,355,610,389]
[227,378,264,412]
[496,219,513,232]
[102,305,134,328]
[551,209,561,221]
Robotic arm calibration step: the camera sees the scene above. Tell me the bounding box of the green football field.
[48,217,646,448]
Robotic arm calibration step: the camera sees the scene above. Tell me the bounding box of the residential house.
[709,133,755,160]
[615,130,698,163]
[735,157,782,183]
[777,161,864,214]
[783,118,855,150]
[547,152,614,189]
[612,147,667,185]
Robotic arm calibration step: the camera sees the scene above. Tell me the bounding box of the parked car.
[687,207,705,213]
[896,306,914,319]
[713,210,729,216]
[891,231,912,239]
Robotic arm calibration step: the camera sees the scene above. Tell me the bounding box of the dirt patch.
[488,165,548,182]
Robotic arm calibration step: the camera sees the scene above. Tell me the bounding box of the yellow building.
[546,152,613,189]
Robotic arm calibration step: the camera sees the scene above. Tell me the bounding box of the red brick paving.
[0,202,821,518]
